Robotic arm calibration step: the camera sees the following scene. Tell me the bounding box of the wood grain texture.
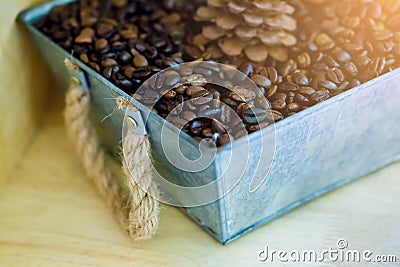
[0,104,399,267]
[0,0,52,184]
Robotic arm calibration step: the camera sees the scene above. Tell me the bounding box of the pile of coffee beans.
[36,0,400,146]
[35,0,203,95]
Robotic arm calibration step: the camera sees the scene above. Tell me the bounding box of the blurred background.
[0,0,53,184]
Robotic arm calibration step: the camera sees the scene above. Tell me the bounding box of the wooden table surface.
[0,104,399,267]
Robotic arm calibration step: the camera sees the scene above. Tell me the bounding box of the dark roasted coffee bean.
[247,120,270,132]
[132,67,152,79]
[192,93,213,105]
[294,93,313,106]
[287,102,302,113]
[311,89,330,102]
[315,33,335,50]
[278,60,297,77]
[218,133,231,147]
[333,48,351,62]
[174,84,187,94]
[319,80,338,91]
[201,128,215,139]
[79,53,89,64]
[327,68,344,83]
[266,85,278,98]
[251,75,271,88]
[186,86,206,97]
[161,89,176,99]
[279,82,299,92]
[164,71,180,86]
[238,63,254,76]
[271,99,286,111]
[123,66,136,78]
[88,62,100,72]
[337,81,349,91]
[103,66,114,79]
[297,52,311,68]
[243,108,266,124]
[190,120,204,136]
[133,55,148,67]
[115,78,132,90]
[299,87,316,96]
[95,38,108,51]
[231,86,257,102]
[322,56,340,68]
[212,119,226,133]
[97,23,114,38]
[270,92,287,101]
[75,27,94,44]
[101,58,118,68]
[292,72,309,86]
[119,51,132,64]
[312,63,329,72]
[343,62,358,77]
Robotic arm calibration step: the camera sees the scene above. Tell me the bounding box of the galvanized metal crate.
[18,0,400,244]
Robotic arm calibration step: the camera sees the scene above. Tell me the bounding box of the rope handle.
[63,59,159,240]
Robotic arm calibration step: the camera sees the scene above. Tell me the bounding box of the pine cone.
[194,0,298,63]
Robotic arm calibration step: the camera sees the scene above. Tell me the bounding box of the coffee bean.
[97,23,114,38]
[278,59,297,76]
[119,51,132,64]
[299,87,316,96]
[294,93,313,106]
[123,66,136,78]
[88,61,100,72]
[251,75,271,87]
[279,82,299,92]
[333,48,351,62]
[271,99,286,111]
[103,66,114,79]
[162,89,177,99]
[266,85,278,98]
[218,133,231,146]
[373,29,394,41]
[79,53,89,64]
[297,52,311,68]
[133,55,148,67]
[322,55,340,68]
[164,71,181,86]
[190,120,204,136]
[319,80,338,91]
[186,85,206,97]
[315,33,335,50]
[327,68,344,83]
[192,92,213,105]
[101,58,118,68]
[247,120,270,132]
[231,86,257,102]
[292,72,309,86]
[311,89,330,102]
[287,102,302,113]
[270,110,284,122]
[75,27,95,44]
[243,108,266,124]
[238,63,254,76]
[343,62,358,77]
[95,38,108,51]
